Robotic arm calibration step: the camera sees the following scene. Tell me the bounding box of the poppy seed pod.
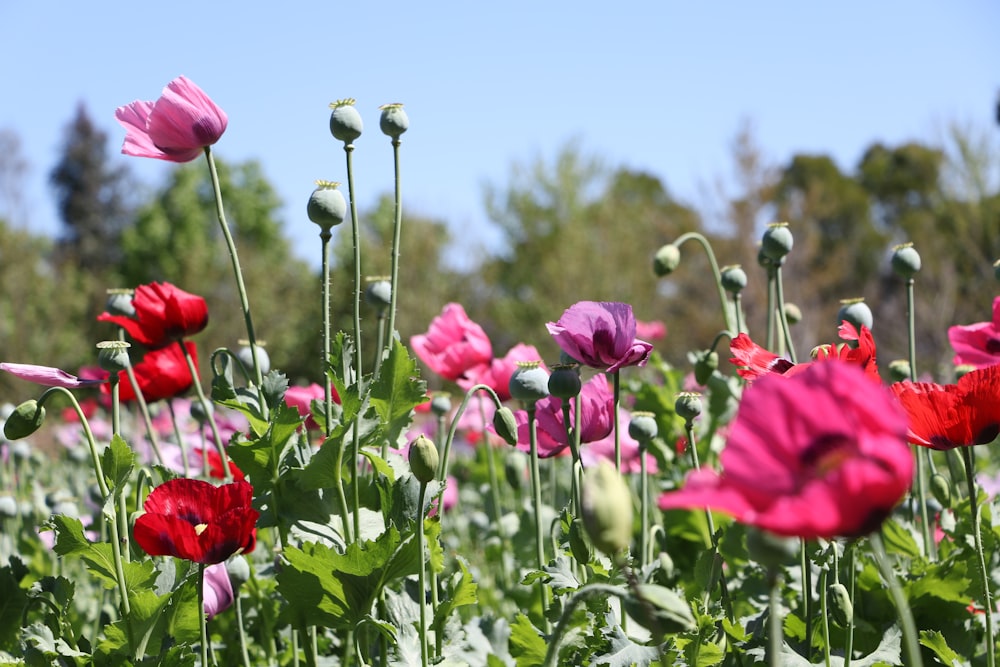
[408,434,439,484]
[581,461,633,557]
[4,400,45,440]
[837,298,873,332]
[674,392,702,422]
[308,181,347,230]
[761,222,793,263]
[783,303,803,325]
[888,359,911,383]
[225,555,251,589]
[493,406,519,446]
[508,362,550,403]
[430,392,452,417]
[329,99,363,144]
[653,244,681,277]
[378,103,409,139]
[720,265,748,294]
[693,349,719,386]
[891,243,921,279]
[547,364,582,399]
[105,289,135,317]
[237,341,270,375]
[365,277,392,311]
[628,411,658,443]
[97,341,131,374]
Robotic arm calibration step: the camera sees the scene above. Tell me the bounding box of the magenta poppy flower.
[203,562,234,619]
[458,343,544,402]
[411,303,493,383]
[658,361,912,539]
[134,478,258,565]
[546,301,653,373]
[511,374,615,458]
[635,319,667,342]
[98,282,208,349]
[948,297,1000,369]
[0,362,104,389]
[116,75,228,163]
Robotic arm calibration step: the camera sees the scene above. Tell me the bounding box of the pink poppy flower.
[203,562,234,620]
[635,319,667,342]
[546,301,652,373]
[411,304,493,383]
[0,362,104,389]
[658,361,912,539]
[510,374,616,458]
[948,297,1000,369]
[284,383,338,431]
[458,343,544,402]
[116,76,228,163]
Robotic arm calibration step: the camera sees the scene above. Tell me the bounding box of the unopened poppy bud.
[365,277,392,311]
[97,341,131,374]
[105,288,135,317]
[430,392,452,416]
[837,298,873,332]
[378,103,409,139]
[308,180,347,230]
[888,359,911,383]
[4,400,45,440]
[955,364,976,380]
[930,473,952,508]
[783,303,802,325]
[653,244,681,277]
[0,495,16,519]
[891,243,921,279]
[628,411,658,443]
[693,350,718,386]
[674,392,702,422]
[581,461,633,557]
[761,222,793,263]
[547,364,581,399]
[329,99,363,144]
[623,584,697,639]
[408,435,439,484]
[746,526,799,568]
[509,362,550,403]
[720,265,748,294]
[226,555,251,589]
[493,406,519,446]
[568,517,593,565]
[237,340,270,375]
[827,582,853,627]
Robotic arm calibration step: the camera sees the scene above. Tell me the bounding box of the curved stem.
[963,445,995,667]
[178,341,232,481]
[671,232,734,332]
[869,531,923,667]
[438,384,505,481]
[543,584,628,667]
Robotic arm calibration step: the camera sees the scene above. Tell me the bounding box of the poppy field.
[3,76,1000,667]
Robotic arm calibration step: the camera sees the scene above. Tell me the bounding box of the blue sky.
[1,2,998,267]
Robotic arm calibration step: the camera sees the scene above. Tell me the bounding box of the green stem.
[417,482,430,667]
[543,584,627,667]
[560,401,582,518]
[344,142,363,543]
[527,405,550,628]
[198,563,209,667]
[801,540,813,661]
[639,441,649,570]
[768,566,783,667]
[386,137,404,354]
[116,328,165,467]
[904,278,934,558]
[671,232,735,332]
[869,531,923,667]
[732,292,745,334]
[235,592,252,667]
[773,264,796,363]
[765,266,777,352]
[178,340,232,481]
[963,445,995,667]
[203,147,266,408]
[438,384,505,481]
[844,543,856,667]
[820,568,831,667]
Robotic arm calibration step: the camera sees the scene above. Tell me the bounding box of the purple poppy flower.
[546,301,653,372]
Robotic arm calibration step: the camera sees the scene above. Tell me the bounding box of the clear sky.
[1,1,998,267]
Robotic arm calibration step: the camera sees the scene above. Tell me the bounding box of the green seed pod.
[547,364,581,400]
[720,264,748,294]
[693,350,718,386]
[329,99,363,144]
[628,411,658,443]
[226,555,251,590]
[308,180,347,230]
[757,244,775,270]
[888,359,911,383]
[378,103,409,139]
[96,341,131,374]
[408,434,439,484]
[761,222,793,263]
[623,584,697,639]
[746,526,799,568]
[930,473,952,508]
[891,243,921,279]
[674,392,702,422]
[568,517,593,566]
[837,298,873,332]
[0,495,17,519]
[237,341,270,375]
[493,406,519,446]
[581,461,633,557]
[653,244,681,277]
[783,302,803,325]
[365,277,392,311]
[105,288,135,317]
[4,400,45,440]
[827,582,854,628]
[430,392,452,417]
[509,362,550,403]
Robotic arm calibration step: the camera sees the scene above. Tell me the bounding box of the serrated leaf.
[881,518,922,560]
[369,339,426,449]
[919,629,968,667]
[103,434,136,497]
[433,558,479,630]
[594,617,662,667]
[0,560,29,651]
[509,613,547,667]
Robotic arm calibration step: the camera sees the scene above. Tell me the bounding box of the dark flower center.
[799,433,852,476]
[986,337,1000,354]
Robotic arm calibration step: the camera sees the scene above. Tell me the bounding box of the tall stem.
[178,341,232,481]
[386,137,404,352]
[527,405,550,628]
[198,563,209,667]
[768,566,783,667]
[116,328,165,466]
[773,264,796,363]
[344,142,363,542]
[869,531,923,667]
[416,482,430,667]
[904,277,934,558]
[963,445,995,667]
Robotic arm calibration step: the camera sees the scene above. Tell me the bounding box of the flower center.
[987,337,1000,354]
[800,433,852,477]
[194,523,208,536]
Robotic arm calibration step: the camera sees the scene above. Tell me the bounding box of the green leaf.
[593,616,662,667]
[102,434,136,498]
[0,559,29,651]
[919,630,967,667]
[369,339,426,449]
[881,518,922,560]
[433,558,479,630]
[509,614,547,667]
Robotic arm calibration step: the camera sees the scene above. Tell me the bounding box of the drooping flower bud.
[408,434,439,484]
[105,288,135,317]
[628,411,658,443]
[378,103,409,139]
[692,349,718,386]
[674,392,702,423]
[365,277,392,311]
[4,400,45,440]
[307,180,347,230]
[783,303,803,325]
[720,264,748,295]
[930,473,951,508]
[581,461,633,557]
[837,298,873,332]
[653,244,681,277]
[891,243,921,279]
[888,359,911,383]
[508,361,550,403]
[329,99,363,144]
[623,584,697,639]
[827,582,853,628]
[761,222,793,263]
[430,392,452,417]
[492,406,519,446]
[547,364,581,399]
[96,341,131,374]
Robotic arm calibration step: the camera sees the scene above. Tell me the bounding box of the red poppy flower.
[134,478,258,564]
[730,321,878,382]
[197,446,246,482]
[890,364,1000,449]
[98,282,208,349]
[104,342,197,403]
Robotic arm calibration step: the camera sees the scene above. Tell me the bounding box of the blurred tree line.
[0,106,997,402]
